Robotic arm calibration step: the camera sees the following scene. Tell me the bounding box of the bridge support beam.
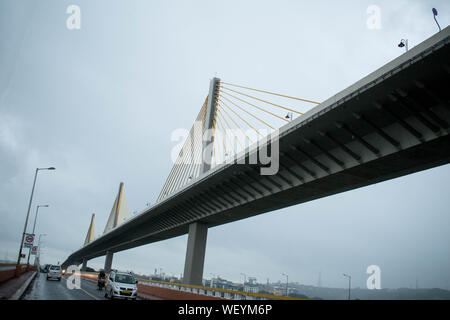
[104,251,113,273]
[183,222,208,285]
[81,258,87,271]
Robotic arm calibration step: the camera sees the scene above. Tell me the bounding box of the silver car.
[105,270,138,300]
[46,264,62,281]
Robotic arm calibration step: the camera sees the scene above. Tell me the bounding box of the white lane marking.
[62,275,101,300]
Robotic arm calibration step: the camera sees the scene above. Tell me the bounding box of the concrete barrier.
[9,271,37,300]
[0,265,32,284]
[0,268,38,300]
[0,269,16,285]
[137,283,223,300]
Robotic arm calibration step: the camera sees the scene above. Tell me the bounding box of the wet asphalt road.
[23,272,108,300]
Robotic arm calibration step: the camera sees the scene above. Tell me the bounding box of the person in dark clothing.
[97,270,106,290]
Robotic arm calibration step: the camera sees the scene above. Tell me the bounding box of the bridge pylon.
[200,77,220,174]
[183,77,219,285]
[102,182,130,272]
[104,182,130,234]
[84,213,95,246]
[80,213,95,271]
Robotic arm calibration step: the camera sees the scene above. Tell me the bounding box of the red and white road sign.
[31,246,38,255]
[24,233,35,248]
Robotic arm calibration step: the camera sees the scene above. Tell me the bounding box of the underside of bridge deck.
[63,28,450,276]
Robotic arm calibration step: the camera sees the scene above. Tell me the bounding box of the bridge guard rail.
[76,272,305,300]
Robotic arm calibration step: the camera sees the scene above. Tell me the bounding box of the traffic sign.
[24,233,35,248]
[31,246,38,255]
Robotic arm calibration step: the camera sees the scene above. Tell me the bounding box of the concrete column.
[81,258,87,271]
[104,251,113,273]
[183,222,208,285]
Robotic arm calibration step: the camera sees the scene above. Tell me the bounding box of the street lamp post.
[26,205,49,265]
[282,273,289,296]
[15,167,55,276]
[209,273,216,288]
[432,8,441,32]
[37,234,47,256]
[240,273,246,289]
[285,112,293,122]
[35,233,47,266]
[398,39,408,52]
[343,273,351,300]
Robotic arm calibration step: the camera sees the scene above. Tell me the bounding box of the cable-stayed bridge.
[62,27,450,285]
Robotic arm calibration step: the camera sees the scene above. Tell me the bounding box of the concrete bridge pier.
[81,258,87,271]
[183,222,208,285]
[104,251,113,273]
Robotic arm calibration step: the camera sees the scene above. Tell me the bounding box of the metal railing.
[77,271,305,300]
[135,278,304,300]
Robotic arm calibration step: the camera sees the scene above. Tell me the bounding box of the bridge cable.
[219,90,290,122]
[217,108,245,150]
[158,80,320,201]
[172,107,205,192]
[158,101,207,200]
[219,81,320,105]
[216,104,254,145]
[217,97,265,138]
[216,115,237,156]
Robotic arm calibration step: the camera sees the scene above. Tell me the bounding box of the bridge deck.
[63,27,450,267]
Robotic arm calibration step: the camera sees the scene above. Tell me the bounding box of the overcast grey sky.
[1,0,449,290]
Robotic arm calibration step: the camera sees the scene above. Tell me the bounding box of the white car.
[105,270,138,300]
[46,265,62,281]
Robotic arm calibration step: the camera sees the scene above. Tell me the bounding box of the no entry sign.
[24,233,35,248]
